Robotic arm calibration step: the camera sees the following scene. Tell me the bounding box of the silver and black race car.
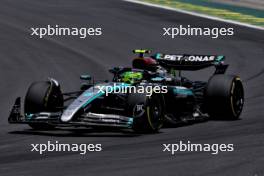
[8,50,244,133]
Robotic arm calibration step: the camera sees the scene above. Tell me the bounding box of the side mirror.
[80,74,91,81]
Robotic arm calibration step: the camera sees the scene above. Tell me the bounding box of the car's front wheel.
[127,92,165,133]
[24,80,63,130]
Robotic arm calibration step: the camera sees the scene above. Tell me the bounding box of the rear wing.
[152,53,228,74]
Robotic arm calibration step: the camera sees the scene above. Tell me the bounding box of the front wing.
[8,97,134,128]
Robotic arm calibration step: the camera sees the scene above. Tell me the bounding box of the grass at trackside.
[141,0,264,27]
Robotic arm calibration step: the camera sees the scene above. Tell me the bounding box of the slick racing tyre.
[205,75,244,120]
[127,92,165,133]
[24,80,63,130]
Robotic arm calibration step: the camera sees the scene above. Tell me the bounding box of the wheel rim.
[148,96,163,129]
[231,80,244,116]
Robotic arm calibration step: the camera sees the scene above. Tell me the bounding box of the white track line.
[123,0,264,31]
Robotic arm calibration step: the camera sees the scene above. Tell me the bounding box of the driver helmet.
[120,71,143,84]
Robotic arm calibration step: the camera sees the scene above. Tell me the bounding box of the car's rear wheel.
[127,92,165,133]
[24,80,63,130]
[205,75,244,120]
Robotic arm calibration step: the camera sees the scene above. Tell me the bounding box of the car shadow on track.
[8,118,240,137]
[8,128,158,137]
[162,117,241,129]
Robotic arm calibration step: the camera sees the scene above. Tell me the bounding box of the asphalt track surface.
[0,0,263,176]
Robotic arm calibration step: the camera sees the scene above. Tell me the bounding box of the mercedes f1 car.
[8,50,244,133]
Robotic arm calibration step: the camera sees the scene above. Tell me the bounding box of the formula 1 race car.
[8,50,244,133]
